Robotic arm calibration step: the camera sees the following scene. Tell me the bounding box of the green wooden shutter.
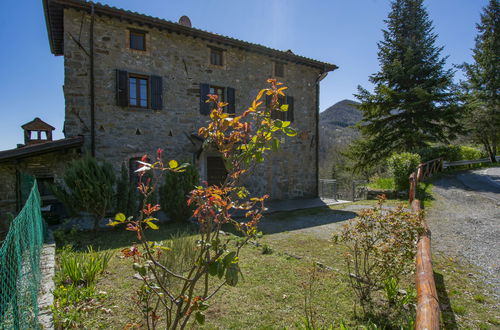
[151,75,163,110]
[199,83,210,115]
[116,70,129,106]
[226,87,235,114]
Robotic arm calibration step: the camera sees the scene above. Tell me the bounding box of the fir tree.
[461,0,500,162]
[351,0,461,169]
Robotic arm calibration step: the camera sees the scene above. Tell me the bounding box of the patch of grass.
[433,253,498,329]
[54,204,498,329]
[453,305,466,316]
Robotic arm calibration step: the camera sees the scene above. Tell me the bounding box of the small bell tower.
[21,117,55,146]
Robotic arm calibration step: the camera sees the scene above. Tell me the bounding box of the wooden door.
[206,156,227,186]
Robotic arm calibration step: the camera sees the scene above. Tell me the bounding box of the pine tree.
[351,0,461,169]
[461,0,500,162]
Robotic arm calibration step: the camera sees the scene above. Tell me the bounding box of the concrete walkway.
[265,197,350,214]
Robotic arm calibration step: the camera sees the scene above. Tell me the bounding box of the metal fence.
[319,179,368,201]
[0,181,45,329]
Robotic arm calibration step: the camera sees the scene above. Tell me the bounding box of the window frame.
[128,74,150,109]
[273,61,286,78]
[209,47,224,66]
[129,29,147,51]
[209,85,234,115]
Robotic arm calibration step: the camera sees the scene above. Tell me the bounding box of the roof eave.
[45,0,337,70]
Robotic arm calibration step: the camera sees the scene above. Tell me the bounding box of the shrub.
[58,246,113,286]
[459,145,482,160]
[52,154,115,231]
[159,163,199,222]
[110,79,297,328]
[416,145,460,162]
[367,176,395,190]
[387,152,421,191]
[416,144,483,162]
[332,197,423,313]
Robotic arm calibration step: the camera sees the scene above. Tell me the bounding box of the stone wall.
[63,9,321,199]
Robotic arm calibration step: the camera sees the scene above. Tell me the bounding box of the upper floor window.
[116,70,163,110]
[209,86,225,104]
[129,30,146,51]
[210,47,223,66]
[274,61,285,77]
[199,83,235,115]
[129,75,149,108]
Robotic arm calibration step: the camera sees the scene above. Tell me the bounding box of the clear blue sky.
[0,0,488,150]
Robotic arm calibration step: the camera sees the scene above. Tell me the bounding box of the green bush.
[416,145,483,162]
[458,146,482,161]
[367,176,395,190]
[58,246,113,286]
[387,152,421,191]
[333,198,423,314]
[114,162,138,216]
[159,163,199,222]
[52,154,115,231]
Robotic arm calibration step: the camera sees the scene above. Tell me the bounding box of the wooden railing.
[409,154,498,328]
[409,158,442,330]
[409,158,443,202]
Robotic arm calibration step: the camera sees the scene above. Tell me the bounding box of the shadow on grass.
[258,207,358,235]
[434,271,458,329]
[55,221,198,251]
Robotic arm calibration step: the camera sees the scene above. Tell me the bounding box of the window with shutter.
[200,85,236,115]
[268,94,294,122]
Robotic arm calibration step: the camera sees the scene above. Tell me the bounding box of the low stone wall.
[38,230,56,330]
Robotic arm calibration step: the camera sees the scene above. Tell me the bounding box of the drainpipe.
[315,71,328,197]
[90,4,96,156]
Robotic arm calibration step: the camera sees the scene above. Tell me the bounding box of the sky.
[0,0,489,150]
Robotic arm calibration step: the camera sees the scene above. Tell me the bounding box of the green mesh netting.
[0,180,45,329]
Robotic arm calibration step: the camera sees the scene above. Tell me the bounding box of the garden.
[47,80,499,329]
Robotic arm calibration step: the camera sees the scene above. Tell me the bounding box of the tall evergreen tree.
[461,0,500,162]
[351,0,460,169]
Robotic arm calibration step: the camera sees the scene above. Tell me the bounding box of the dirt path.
[427,168,500,299]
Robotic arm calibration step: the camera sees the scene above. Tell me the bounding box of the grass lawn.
[53,203,499,329]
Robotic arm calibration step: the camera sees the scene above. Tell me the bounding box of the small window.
[130,30,146,51]
[129,75,149,108]
[210,48,223,66]
[274,62,285,77]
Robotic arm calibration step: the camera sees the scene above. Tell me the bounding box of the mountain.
[318,99,362,178]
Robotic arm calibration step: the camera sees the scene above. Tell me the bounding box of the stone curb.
[38,230,55,330]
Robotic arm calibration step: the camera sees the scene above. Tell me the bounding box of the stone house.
[0,118,83,214]
[38,0,337,202]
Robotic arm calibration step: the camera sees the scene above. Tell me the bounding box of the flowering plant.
[111,79,296,329]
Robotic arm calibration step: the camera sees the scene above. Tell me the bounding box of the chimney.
[178,15,192,28]
[21,117,55,146]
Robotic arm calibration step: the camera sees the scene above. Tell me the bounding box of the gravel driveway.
[427,167,500,298]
